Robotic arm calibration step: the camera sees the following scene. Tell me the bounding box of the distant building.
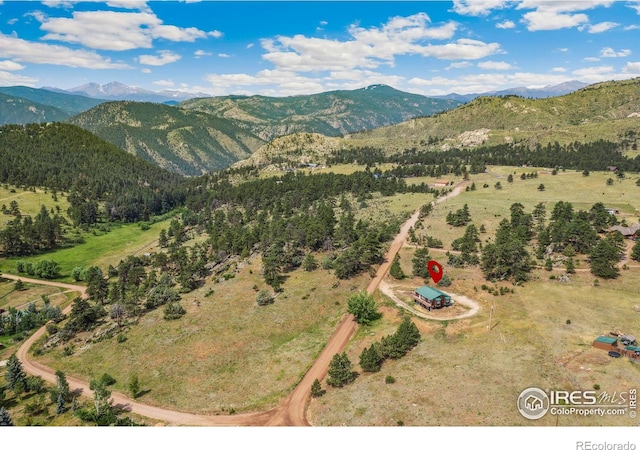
[413,286,453,311]
[432,179,449,187]
[605,208,620,215]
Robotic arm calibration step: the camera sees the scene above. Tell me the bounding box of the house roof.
[415,285,451,300]
[608,224,640,236]
[625,346,640,352]
[594,336,618,345]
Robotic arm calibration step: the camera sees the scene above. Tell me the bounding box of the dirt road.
[9,181,468,426]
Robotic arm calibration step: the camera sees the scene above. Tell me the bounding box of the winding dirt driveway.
[378,279,480,321]
[8,181,468,426]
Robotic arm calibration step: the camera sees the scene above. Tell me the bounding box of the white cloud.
[600,47,631,57]
[37,10,219,51]
[42,0,150,11]
[218,53,230,58]
[319,21,328,26]
[0,32,130,69]
[408,71,570,95]
[261,14,488,73]
[413,39,503,60]
[584,57,601,62]
[521,10,589,31]
[624,24,640,30]
[552,67,567,72]
[477,60,513,70]
[7,18,18,25]
[558,48,569,52]
[517,1,615,31]
[572,65,616,82]
[587,21,619,33]
[626,0,640,14]
[194,49,212,58]
[141,68,151,74]
[452,0,510,16]
[446,61,473,70]
[138,50,181,66]
[0,70,38,86]
[246,43,254,49]
[624,61,640,74]
[202,67,408,97]
[496,20,515,29]
[153,79,174,87]
[0,60,25,71]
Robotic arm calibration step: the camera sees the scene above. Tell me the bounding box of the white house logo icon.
[517,387,550,420]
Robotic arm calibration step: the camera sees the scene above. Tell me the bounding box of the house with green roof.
[414,286,453,311]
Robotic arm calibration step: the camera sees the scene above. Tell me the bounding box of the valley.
[1,78,640,428]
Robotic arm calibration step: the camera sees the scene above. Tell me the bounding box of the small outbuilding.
[593,336,619,352]
[414,286,453,311]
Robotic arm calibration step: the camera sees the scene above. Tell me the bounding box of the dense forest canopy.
[0,123,187,223]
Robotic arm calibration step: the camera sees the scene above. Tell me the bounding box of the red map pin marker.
[427,260,443,284]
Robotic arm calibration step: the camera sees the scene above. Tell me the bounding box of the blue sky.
[0,0,639,96]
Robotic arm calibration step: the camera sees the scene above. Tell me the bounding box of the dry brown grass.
[308,168,640,426]
[33,258,370,414]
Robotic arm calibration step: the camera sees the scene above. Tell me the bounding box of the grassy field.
[307,167,640,426]
[33,257,371,414]
[413,167,640,251]
[0,185,70,228]
[0,219,171,281]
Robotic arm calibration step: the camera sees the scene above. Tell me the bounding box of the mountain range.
[44,81,209,104]
[433,80,589,102]
[0,78,636,176]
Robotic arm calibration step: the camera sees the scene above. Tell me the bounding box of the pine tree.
[326,352,356,388]
[590,238,619,279]
[359,343,384,372]
[631,240,640,262]
[0,407,13,426]
[128,374,140,399]
[389,255,405,279]
[310,379,324,398]
[55,393,66,415]
[565,257,576,274]
[360,342,384,372]
[412,247,431,279]
[5,354,27,393]
[50,370,70,404]
[302,252,318,272]
[395,317,421,350]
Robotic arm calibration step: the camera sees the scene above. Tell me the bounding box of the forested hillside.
[0,123,186,224]
[181,84,460,142]
[0,86,104,117]
[0,93,70,125]
[68,101,266,176]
